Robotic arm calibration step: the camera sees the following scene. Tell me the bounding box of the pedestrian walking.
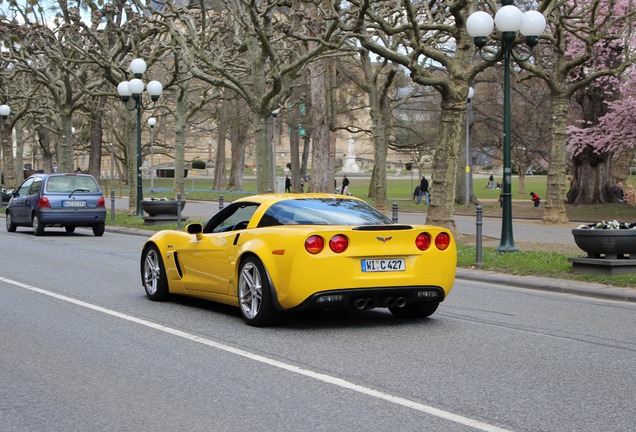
[341,175,350,195]
[417,175,429,205]
[285,175,291,193]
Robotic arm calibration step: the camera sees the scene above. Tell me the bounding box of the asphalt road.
[1,228,635,431]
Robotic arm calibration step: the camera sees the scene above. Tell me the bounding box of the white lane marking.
[2,276,510,432]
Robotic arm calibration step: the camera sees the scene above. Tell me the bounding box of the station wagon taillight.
[329,235,349,253]
[435,232,451,250]
[415,233,431,251]
[305,235,325,254]
[38,197,50,208]
[97,197,105,207]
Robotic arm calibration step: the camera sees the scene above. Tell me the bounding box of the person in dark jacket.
[341,175,350,195]
[285,175,291,193]
[419,175,429,205]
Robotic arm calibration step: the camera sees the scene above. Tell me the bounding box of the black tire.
[65,226,76,233]
[389,302,439,319]
[92,222,105,237]
[32,215,45,236]
[237,257,279,327]
[6,211,16,232]
[141,245,170,301]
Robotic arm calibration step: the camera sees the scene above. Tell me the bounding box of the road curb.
[456,268,636,302]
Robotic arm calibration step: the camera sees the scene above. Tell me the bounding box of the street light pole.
[467,1,546,252]
[148,117,157,192]
[0,104,10,209]
[117,58,163,217]
[465,87,474,208]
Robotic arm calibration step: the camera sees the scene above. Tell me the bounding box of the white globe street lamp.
[117,58,163,217]
[467,0,546,252]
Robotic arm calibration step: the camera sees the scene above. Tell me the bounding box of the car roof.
[233,193,364,206]
[27,173,96,181]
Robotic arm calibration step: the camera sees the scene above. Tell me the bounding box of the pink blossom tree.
[531,0,636,220]
[566,67,636,204]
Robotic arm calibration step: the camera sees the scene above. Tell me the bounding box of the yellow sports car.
[140,194,456,326]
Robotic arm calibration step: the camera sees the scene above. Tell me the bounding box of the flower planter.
[571,228,636,259]
[141,200,186,217]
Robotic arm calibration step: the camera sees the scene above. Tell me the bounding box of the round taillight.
[38,197,51,208]
[329,234,349,253]
[435,232,451,250]
[305,235,325,254]
[415,233,431,251]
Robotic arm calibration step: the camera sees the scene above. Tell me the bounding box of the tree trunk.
[253,112,273,193]
[1,119,15,190]
[426,93,465,234]
[543,94,569,224]
[214,99,228,190]
[14,119,24,185]
[227,99,246,191]
[58,110,74,174]
[360,50,391,213]
[309,58,334,193]
[89,95,106,180]
[566,147,614,204]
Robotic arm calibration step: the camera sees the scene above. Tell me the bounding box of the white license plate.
[361,258,405,272]
[63,200,87,208]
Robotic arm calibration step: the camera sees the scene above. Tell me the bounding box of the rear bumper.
[37,208,106,226]
[283,286,445,312]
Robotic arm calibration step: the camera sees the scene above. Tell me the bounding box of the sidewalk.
[107,197,636,303]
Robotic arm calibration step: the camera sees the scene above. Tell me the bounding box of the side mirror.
[186,223,203,241]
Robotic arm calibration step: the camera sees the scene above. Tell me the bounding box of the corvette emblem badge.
[376,236,393,243]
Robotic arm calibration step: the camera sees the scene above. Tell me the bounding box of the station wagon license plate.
[361,258,405,272]
[63,200,87,208]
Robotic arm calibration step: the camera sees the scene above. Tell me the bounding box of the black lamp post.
[148,117,157,193]
[465,87,474,208]
[467,1,546,252]
[117,58,163,217]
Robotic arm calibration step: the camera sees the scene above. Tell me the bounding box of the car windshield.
[259,198,392,226]
[45,175,100,193]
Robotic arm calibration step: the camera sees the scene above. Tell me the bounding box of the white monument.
[342,138,360,173]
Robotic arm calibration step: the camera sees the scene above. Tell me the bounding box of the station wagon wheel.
[237,257,279,327]
[389,302,439,319]
[65,226,76,233]
[32,215,45,236]
[92,222,105,237]
[141,245,169,301]
[6,212,16,232]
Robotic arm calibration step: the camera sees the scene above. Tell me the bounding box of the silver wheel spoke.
[239,263,263,319]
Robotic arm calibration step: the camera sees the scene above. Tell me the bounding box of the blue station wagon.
[6,173,107,236]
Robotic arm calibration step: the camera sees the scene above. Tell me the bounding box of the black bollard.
[219,195,224,210]
[177,193,182,230]
[476,205,483,266]
[110,190,116,223]
[392,202,398,223]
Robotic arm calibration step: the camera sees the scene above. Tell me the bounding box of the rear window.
[258,198,392,227]
[45,175,100,193]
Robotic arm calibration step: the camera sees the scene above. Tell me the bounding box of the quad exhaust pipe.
[353,297,406,310]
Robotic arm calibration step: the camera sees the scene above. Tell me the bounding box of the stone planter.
[141,200,186,217]
[571,229,636,259]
